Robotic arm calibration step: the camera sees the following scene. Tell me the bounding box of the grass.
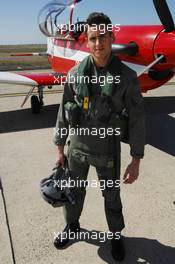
[0,44,50,71]
[0,44,47,53]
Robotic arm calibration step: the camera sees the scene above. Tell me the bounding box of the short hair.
[86,12,112,26]
[85,12,112,35]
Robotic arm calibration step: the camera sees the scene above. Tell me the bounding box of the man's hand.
[56,145,65,166]
[123,158,140,184]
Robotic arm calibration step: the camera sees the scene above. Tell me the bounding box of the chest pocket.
[85,95,113,124]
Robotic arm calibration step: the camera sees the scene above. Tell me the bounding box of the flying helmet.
[40,157,76,207]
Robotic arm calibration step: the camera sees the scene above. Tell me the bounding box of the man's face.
[86,25,113,62]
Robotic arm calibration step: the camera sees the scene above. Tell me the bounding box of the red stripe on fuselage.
[48,55,78,73]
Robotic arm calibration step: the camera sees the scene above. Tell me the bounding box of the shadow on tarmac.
[0,96,175,156]
[0,104,59,133]
[56,228,175,264]
[144,96,175,156]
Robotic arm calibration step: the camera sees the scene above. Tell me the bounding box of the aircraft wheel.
[31,95,40,114]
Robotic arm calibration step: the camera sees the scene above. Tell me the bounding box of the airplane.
[0,0,175,114]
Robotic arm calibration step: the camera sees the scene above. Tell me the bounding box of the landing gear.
[30,86,44,114]
[31,95,41,114]
[21,85,45,113]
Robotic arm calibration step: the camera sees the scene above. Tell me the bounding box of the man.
[53,12,145,262]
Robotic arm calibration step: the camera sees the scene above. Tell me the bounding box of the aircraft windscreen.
[38,0,77,38]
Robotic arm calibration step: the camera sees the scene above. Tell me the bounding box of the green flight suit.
[53,54,145,233]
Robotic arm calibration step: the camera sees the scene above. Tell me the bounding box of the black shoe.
[111,235,125,262]
[53,222,80,249]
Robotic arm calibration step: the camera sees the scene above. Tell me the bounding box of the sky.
[0,0,175,45]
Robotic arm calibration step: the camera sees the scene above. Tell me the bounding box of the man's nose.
[95,37,102,46]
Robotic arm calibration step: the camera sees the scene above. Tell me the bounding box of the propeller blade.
[153,0,175,32]
[137,55,165,77]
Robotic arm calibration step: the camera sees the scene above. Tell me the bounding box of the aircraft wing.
[0,71,66,86]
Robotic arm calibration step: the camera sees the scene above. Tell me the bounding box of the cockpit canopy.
[38,0,82,39]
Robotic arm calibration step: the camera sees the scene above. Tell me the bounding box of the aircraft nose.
[154,30,175,69]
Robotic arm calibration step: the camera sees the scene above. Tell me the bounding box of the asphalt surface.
[0,73,175,264]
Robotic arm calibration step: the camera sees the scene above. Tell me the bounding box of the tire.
[31,95,40,114]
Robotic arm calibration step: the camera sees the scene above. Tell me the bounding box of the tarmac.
[0,72,175,264]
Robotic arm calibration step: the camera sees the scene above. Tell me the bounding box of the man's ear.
[86,39,89,48]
